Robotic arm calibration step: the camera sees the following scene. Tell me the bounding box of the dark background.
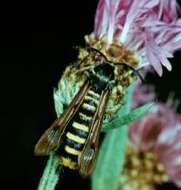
[0,1,180,190]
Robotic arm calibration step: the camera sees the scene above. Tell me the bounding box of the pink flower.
[155,124,181,187]
[129,97,181,187]
[131,80,155,109]
[94,0,181,76]
[129,103,178,149]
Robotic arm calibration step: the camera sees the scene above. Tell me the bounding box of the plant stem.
[91,85,133,190]
[37,153,60,190]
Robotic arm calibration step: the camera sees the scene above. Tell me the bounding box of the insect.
[34,45,139,176]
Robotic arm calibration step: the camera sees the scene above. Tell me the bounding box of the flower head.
[129,103,179,152]
[155,123,181,187]
[94,0,181,76]
[128,84,181,188]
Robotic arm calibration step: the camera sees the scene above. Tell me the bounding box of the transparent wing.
[78,89,110,176]
[34,81,90,155]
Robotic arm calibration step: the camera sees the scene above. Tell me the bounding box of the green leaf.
[102,103,153,131]
[91,86,133,190]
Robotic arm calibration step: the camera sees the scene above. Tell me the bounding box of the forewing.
[34,119,63,155]
[34,81,90,155]
[78,90,110,176]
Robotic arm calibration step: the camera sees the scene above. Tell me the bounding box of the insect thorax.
[88,62,115,93]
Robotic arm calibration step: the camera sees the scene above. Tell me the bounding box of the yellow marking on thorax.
[66,132,86,144]
[65,145,81,156]
[84,95,99,105]
[88,90,100,99]
[60,157,77,170]
[82,103,96,112]
[72,121,89,132]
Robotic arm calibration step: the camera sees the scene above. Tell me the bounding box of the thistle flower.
[155,123,181,187]
[93,0,181,76]
[124,83,181,189]
[129,102,180,151]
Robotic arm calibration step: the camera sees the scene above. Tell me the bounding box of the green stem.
[37,153,60,190]
[91,85,133,190]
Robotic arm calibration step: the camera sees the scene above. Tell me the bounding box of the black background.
[0,1,180,190]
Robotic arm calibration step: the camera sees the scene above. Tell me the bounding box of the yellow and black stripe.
[57,61,116,171]
[58,88,101,170]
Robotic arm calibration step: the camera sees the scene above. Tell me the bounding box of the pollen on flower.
[119,144,168,190]
[78,48,89,60]
[85,34,139,68]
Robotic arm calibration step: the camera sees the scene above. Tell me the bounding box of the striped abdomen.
[58,88,101,169]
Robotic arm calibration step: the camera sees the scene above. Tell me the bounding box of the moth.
[34,43,139,176]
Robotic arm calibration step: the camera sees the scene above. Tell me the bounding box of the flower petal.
[155,124,181,188]
[94,0,181,76]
